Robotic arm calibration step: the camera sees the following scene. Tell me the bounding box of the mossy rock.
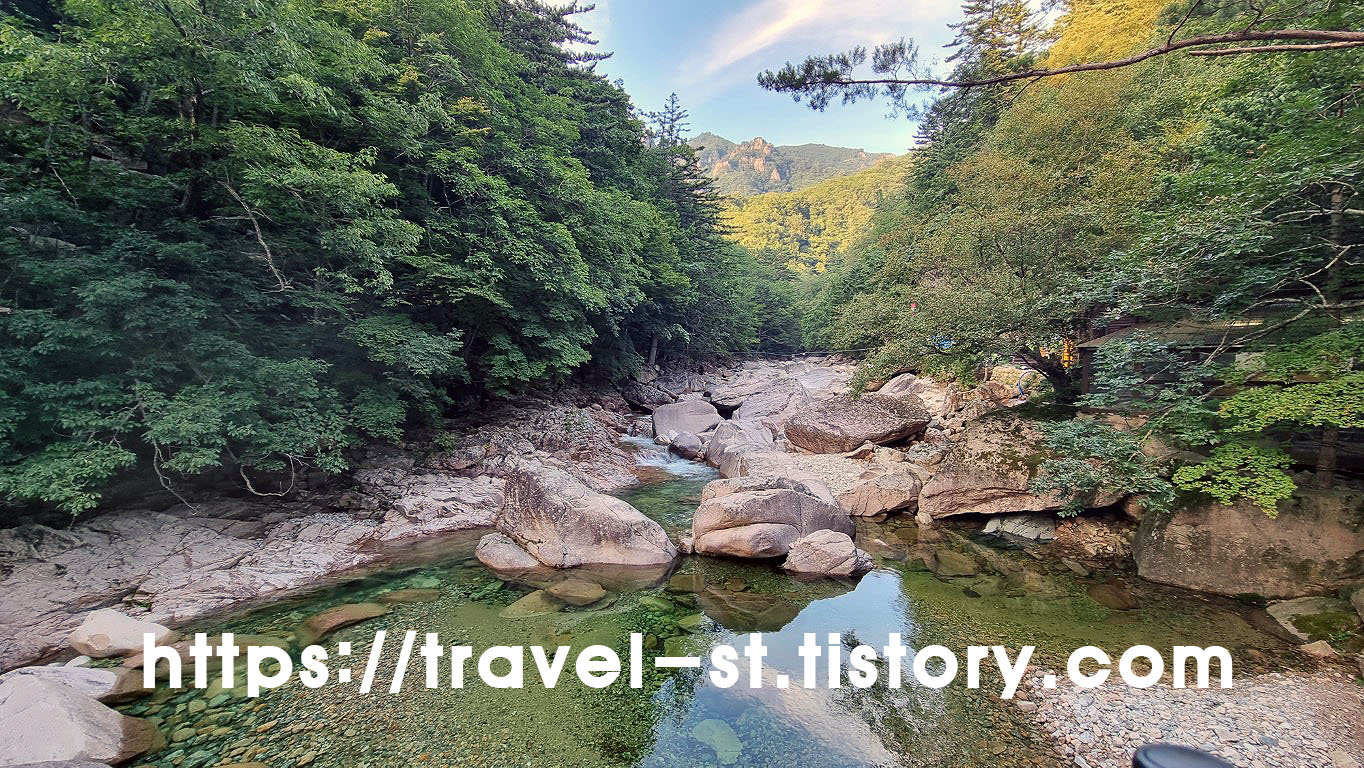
[691,718,742,765]
[1292,611,1359,642]
[638,595,676,613]
[1267,596,1361,642]
[932,549,978,577]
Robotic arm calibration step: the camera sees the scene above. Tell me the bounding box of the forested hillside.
[722,155,913,273]
[0,0,776,513]
[764,0,1364,513]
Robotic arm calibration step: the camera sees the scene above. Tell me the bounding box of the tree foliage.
[0,0,768,513]
[768,0,1364,511]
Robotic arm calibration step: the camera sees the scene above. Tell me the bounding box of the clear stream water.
[116,443,1288,768]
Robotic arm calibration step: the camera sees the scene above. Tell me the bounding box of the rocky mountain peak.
[688,132,896,196]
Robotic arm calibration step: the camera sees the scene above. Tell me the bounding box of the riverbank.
[1,355,1362,768]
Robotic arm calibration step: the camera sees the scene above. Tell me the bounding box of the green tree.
[0,0,761,515]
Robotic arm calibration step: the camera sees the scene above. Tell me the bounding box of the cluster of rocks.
[4,354,1363,767]
[633,361,1130,581]
[494,464,674,569]
[0,610,173,765]
[0,387,653,671]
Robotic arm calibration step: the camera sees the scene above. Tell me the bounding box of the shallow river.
[117,444,1286,768]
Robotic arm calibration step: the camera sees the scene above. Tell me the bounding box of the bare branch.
[1189,40,1364,55]
[220,181,290,292]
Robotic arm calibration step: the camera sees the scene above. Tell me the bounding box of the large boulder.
[785,394,930,454]
[67,609,175,659]
[782,531,873,578]
[1133,490,1364,598]
[708,372,775,413]
[918,416,1064,518]
[692,479,853,559]
[620,380,675,411]
[878,374,964,417]
[0,677,162,764]
[712,450,839,505]
[705,420,774,469]
[499,464,677,567]
[0,665,147,705]
[701,474,836,507]
[874,372,919,396]
[835,468,921,517]
[669,431,704,460]
[652,399,722,439]
[734,378,813,429]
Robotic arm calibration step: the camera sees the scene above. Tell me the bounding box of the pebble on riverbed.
[1024,669,1364,768]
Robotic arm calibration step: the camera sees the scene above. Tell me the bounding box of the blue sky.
[578,0,963,155]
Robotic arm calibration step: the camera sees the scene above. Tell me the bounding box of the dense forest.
[763,0,1363,514]
[0,0,785,514]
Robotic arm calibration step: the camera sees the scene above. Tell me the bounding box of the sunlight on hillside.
[721,156,915,273]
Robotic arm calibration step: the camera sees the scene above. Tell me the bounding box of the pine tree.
[946,0,1047,71]
[647,92,690,148]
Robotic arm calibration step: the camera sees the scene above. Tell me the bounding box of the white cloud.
[679,0,958,93]
[585,0,610,41]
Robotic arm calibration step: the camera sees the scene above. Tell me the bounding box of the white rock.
[782,530,873,578]
[0,676,161,764]
[67,609,175,659]
[983,513,1058,542]
[0,665,120,700]
[652,400,721,439]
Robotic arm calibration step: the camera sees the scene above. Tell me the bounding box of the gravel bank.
[1026,668,1364,768]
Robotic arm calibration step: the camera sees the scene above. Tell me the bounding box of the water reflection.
[638,570,918,767]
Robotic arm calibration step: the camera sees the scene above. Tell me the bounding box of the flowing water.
[116,444,1289,768]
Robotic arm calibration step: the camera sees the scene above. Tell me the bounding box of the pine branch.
[761,29,1364,93]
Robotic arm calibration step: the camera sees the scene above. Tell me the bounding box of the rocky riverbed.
[1,355,1362,768]
[1027,669,1364,768]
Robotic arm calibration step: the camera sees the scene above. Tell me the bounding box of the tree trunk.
[647,334,659,367]
[1312,182,1345,489]
[1018,348,1078,404]
[1313,426,1338,489]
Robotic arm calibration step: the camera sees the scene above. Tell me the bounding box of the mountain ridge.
[689,132,896,197]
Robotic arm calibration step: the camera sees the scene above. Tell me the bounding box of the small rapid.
[620,432,721,480]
